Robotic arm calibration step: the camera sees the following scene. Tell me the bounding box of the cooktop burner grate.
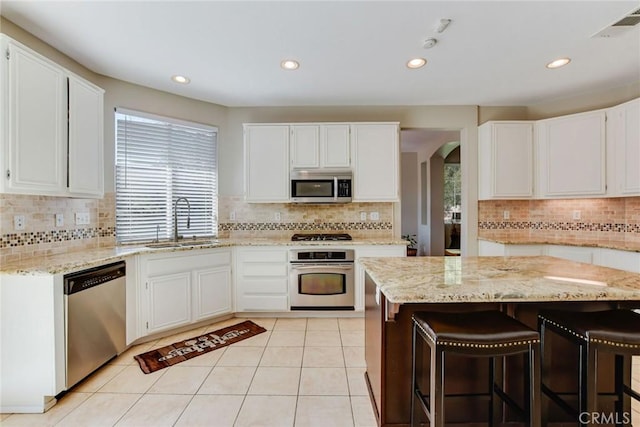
[291,233,353,241]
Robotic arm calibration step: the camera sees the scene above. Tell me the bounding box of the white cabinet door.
[607,98,640,196]
[193,266,232,321]
[2,37,67,195]
[244,124,290,202]
[537,111,606,197]
[68,76,104,197]
[478,121,533,199]
[139,249,232,336]
[291,124,350,169]
[290,125,320,168]
[235,247,289,312]
[321,124,350,168]
[147,272,192,334]
[351,123,399,201]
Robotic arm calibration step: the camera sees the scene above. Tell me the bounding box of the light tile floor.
[2,319,638,426]
[1,317,376,427]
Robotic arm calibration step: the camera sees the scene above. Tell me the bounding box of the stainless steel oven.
[289,249,355,310]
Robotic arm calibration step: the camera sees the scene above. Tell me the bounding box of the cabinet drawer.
[240,263,288,277]
[238,295,289,311]
[238,250,287,263]
[238,278,288,294]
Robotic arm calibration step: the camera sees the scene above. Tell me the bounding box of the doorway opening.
[400,128,461,256]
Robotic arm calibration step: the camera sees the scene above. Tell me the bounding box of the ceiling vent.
[592,8,640,38]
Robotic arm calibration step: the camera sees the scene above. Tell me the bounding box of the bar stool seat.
[411,310,541,427]
[538,309,640,426]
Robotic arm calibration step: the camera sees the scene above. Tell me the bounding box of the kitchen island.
[360,256,640,426]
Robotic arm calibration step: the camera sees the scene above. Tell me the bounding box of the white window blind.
[115,109,218,243]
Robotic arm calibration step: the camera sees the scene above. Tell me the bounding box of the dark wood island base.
[361,257,640,427]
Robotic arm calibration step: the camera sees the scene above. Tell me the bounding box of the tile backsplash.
[0,193,394,264]
[217,196,393,239]
[478,197,640,248]
[0,193,116,264]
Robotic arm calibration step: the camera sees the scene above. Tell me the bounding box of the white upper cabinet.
[244,124,290,202]
[290,124,350,169]
[290,125,320,168]
[478,121,534,199]
[68,75,104,197]
[0,34,104,198]
[320,124,350,168]
[1,36,67,195]
[606,98,640,196]
[351,123,399,201]
[536,110,606,197]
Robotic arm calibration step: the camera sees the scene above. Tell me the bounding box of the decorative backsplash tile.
[0,193,395,264]
[478,197,640,248]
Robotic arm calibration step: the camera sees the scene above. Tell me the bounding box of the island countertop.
[359,255,640,304]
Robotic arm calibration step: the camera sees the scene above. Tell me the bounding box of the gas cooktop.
[291,233,353,242]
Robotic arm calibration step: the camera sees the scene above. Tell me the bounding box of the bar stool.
[538,309,640,426]
[411,310,541,427]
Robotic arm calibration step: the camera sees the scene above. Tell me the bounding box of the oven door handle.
[333,176,338,201]
[290,265,353,270]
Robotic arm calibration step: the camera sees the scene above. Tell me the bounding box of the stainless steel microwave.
[290,170,352,203]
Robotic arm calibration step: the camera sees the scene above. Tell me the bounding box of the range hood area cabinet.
[290,124,351,169]
[0,34,104,198]
[478,97,640,200]
[243,122,400,203]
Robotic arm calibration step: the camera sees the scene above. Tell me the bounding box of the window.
[115,109,217,243]
[444,163,461,222]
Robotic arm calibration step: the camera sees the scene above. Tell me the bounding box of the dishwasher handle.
[64,261,126,295]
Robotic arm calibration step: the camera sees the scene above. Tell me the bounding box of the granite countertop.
[478,237,640,253]
[359,256,640,304]
[1,237,408,275]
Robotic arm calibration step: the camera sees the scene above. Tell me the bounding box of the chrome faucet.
[173,197,191,241]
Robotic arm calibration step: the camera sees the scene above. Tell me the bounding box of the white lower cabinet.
[234,247,289,312]
[354,245,406,311]
[138,248,232,336]
[479,241,640,274]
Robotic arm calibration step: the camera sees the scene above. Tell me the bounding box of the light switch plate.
[370,212,380,221]
[572,210,581,220]
[55,213,64,227]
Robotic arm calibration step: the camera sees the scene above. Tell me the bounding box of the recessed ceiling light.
[546,58,571,69]
[171,75,190,84]
[407,58,427,69]
[281,60,300,70]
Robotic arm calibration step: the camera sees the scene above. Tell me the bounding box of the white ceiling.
[1,1,639,107]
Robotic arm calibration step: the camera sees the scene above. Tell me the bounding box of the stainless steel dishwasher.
[63,261,126,388]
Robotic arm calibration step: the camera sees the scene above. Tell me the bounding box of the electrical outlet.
[572,210,581,220]
[503,210,510,220]
[230,211,236,221]
[75,212,90,225]
[13,215,25,231]
[360,212,367,221]
[370,212,380,221]
[274,212,281,221]
[55,213,64,227]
